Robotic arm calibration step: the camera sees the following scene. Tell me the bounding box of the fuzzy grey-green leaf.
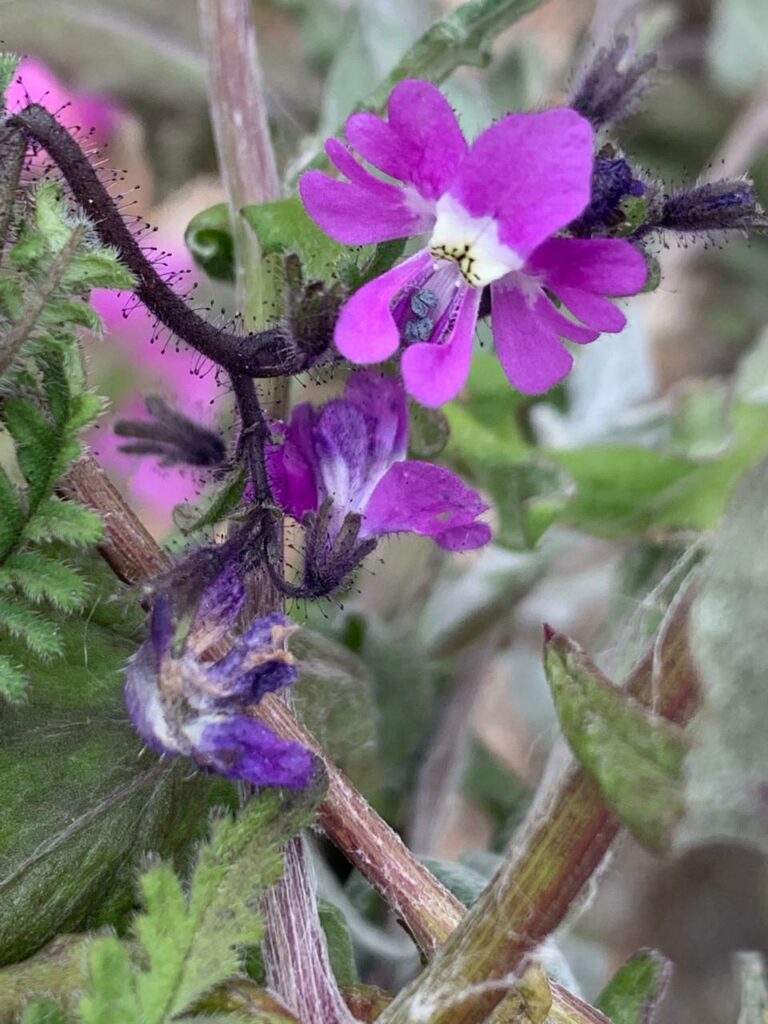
[545,631,686,851]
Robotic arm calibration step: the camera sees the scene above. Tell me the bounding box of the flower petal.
[533,294,600,345]
[401,286,480,407]
[528,237,648,295]
[187,715,316,790]
[299,171,424,245]
[313,401,372,514]
[363,460,490,549]
[551,286,627,332]
[345,370,409,466]
[345,79,467,200]
[491,282,574,394]
[267,404,319,520]
[445,109,594,259]
[335,249,433,364]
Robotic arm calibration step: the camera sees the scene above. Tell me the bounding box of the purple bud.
[570,154,648,237]
[571,35,657,130]
[654,180,767,234]
[114,395,226,468]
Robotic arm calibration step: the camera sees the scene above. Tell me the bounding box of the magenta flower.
[268,370,491,552]
[7,58,120,162]
[89,244,221,534]
[300,80,648,407]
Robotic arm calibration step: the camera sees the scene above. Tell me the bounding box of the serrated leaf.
[62,251,134,292]
[80,936,140,1024]
[0,52,20,101]
[0,594,62,658]
[596,949,672,1024]
[184,202,235,282]
[24,497,103,546]
[544,630,686,851]
[68,393,107,432]
[2,551,88,610]
[0,275,23,318]
[120,780,325,1021]
[41,298,103,333]
[0,652,27,702]
[318,900,359,988]
[34,183,73,253]
[0,466,24,560]
[3,397,58,504]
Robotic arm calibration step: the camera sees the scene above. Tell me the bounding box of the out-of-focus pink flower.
[89,247,223,535]
[7,57,120,156]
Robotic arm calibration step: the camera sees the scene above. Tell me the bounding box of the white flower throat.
[428,193,523,288]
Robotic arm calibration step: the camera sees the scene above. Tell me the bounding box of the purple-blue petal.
[188,714,316,790]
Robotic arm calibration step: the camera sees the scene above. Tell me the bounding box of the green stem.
[293,0,548,180]
[377,593,699,1024]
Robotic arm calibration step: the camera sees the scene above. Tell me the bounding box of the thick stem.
[376,591,699,1024]
[5,109,313,378]
[262,835,356,1024]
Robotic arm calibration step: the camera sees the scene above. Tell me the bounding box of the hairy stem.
[377,592,699,1024]
[5,108,314,378]
[296,0,548,178]
[64,451,676,1024]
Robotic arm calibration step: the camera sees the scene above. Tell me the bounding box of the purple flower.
[268,370,491,552]
[300,80,648,407]
[125,597,315,790]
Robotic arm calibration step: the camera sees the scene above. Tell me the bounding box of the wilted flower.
[570,35,657,131]
[268,370,491,556]
[125,565,314,790]
[646,180,767,236]
[300,80,647,406]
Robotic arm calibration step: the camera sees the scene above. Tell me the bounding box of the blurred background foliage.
[2,1,768,1021]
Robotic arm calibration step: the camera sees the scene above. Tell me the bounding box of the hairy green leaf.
[318,900,359,988]
[545,630,686,851]
[20,1000,69,1024]
[0,551,89,611]
[0,653,27,703]
[80,938,140,1024]
[24,498,103,546]
[596,949,672,1024]
[0,594,62,658]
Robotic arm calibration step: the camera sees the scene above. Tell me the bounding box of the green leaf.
[678,453,768,853]
[291,629,380,793]
[111,780,326,1022]
[1,551,89,611]
[735,952,768,1024]
[34,183,74,253]
[596,949,671,1024]
[242,197,355,283]
[41,298,103,333]
[80,937,140,1024]
[184,202,235,282]
[419,858,490,908]
[3,396,58,505]
[0,466,24,561]
[61,250,134,291]
[0,52,20,102]
[0,594,62,658]
[0,588,232,966]
[544,630,686,851]
[544,446,697,539]
[24,497,103,546]
[0,934,94,1019]
[318,900,359,988]
[20,1000,69,1024]
[0,652,27,702]
[173,467,248,534]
